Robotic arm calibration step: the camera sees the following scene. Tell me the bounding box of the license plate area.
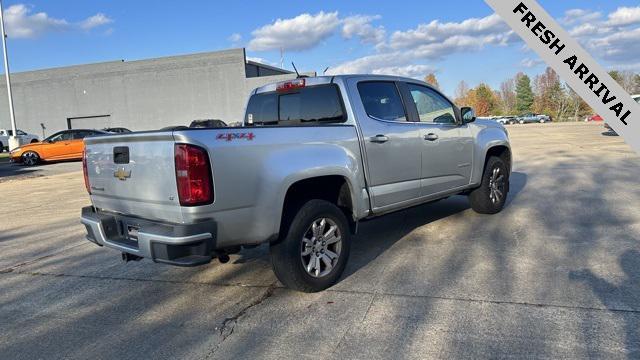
[126,225,140,242]
[114,221,140,248]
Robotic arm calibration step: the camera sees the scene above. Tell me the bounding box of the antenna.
[291,62,309,78]
[323,66,330,75]
[291,62,300,77]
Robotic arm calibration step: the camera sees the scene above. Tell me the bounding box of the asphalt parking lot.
[1,122,639,359]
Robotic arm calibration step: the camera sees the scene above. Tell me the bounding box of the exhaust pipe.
[122,252,143,262]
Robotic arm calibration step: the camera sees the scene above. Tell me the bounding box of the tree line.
[423,69,640,121]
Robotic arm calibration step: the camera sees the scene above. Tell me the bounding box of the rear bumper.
[80,206,217,267]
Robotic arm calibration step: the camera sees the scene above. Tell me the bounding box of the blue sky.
[3,0,639,95]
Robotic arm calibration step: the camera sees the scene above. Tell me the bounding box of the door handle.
[370,135,389,143]
[424,133,439,141]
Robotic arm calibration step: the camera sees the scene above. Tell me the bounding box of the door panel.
[40,131,73,160]
[68,138,85,158]
[350,80,422,210]
[417,124,473,195]
[404,83,473,197]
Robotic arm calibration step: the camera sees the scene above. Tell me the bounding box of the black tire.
[0,142,4,153]
[22,151,40,166]
[469,156,509,214]
[270,199,351,292]
[30,139,38,143]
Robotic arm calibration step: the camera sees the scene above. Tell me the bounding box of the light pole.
[0,0,18,151]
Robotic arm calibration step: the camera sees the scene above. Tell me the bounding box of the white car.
[0,129,40,152]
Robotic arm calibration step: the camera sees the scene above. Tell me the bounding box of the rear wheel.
[519,120,525,124]
[469,156,509,214]
[539,119,546,123]
[270,199,351,292]
[22,151,40,166]
[0,142,4,153]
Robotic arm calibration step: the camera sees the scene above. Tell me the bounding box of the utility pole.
[0,0,18,151]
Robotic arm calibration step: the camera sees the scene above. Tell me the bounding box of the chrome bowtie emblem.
[114,167,131,181]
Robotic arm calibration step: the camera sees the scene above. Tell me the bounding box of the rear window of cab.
[245,84,346,126]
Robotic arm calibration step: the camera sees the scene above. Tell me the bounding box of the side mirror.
[461,107,476,123]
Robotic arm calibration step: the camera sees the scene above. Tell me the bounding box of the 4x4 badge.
[114,168,131,181]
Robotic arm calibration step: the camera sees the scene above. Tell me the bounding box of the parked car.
[496,116,517,125]
[189,119,227,128]
[585,114,603,122]
[516,113,551,124]
[10,129,109,166]
[81,75,511,292]
[0,129,39,152]
[103,127,132,134]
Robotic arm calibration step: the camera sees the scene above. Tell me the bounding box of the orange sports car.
[10,129,109,166]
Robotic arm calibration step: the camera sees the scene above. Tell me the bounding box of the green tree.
[515,74,534,114]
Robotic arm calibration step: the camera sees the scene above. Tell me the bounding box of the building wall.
[0,48,295,137]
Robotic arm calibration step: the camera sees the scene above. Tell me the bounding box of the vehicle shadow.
[569,249,640,359]
[342,171,527,280]
[0,160,80,181]
[0,163,38,180]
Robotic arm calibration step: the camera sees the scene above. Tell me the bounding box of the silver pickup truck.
[81,75,511,292]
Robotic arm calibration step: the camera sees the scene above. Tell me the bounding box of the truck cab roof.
[252,74,436,95]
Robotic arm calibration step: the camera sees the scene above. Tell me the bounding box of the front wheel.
[539,119,546,123]
[22,151,40,166]
[469,156,509,214]
[519,120,525,124]
[270,199,351,292]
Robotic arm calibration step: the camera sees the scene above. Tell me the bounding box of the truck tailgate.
[84,132,184,223]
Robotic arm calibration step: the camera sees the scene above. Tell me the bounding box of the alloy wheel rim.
[23,152,37,166]
[300,217,342,278]
[488,166,505,204]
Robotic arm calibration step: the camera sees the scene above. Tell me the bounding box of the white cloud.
[247,11,340,51]
[3,4,69,38]
[228,33,242,43]
[330,13,517,77]
[563,6,640,68]
[606,6,640,27]
[329,52,408,74]
[341,15,385,45]
[589,27,640,62]
[387,14,512,50]
[569,23,606,37]
[80,13,113,30]
[562,9,602,25]
[3,4,112,38]
[372,64,435,79]
[520,57,544,68]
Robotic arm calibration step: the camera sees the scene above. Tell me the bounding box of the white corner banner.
[485,0,640,154]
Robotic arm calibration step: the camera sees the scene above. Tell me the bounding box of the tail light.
[276,78,305,92]
[82,149,91,194]
[174,144,214,206]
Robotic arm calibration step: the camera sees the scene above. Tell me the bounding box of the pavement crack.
[204,282,278,359]
[0,242,88,273]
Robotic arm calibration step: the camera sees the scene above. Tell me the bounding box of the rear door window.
[357,82,407,122]
[245,84,346,126]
